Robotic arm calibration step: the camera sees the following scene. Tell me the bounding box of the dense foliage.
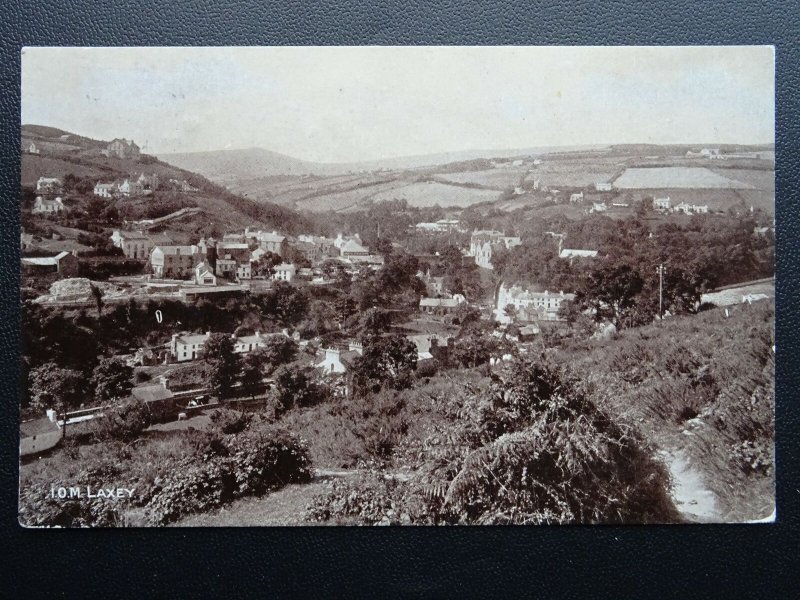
[19,421,311,527]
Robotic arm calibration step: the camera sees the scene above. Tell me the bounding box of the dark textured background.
[2,1,798,597]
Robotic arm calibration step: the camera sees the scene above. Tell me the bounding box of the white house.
[469,230,522,269]
[591,202,608,213]
[36,177,62,194]
[595,182,613,192]
[569,192,584,203]
[111,230,150,260]
[26,142,40,155]
[170,331,211,362]
[32,196,65,214]
[495,283,576,324]
[194,261,217,286]
[272,263,297,282]
[316,347,361,376]
[94,182,116,197]
[20,410,63,456]
[233,332,266,354]
[654,196,672,210]
[559,248,598,259]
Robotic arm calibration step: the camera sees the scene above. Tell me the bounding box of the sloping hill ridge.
[21,125,313,233]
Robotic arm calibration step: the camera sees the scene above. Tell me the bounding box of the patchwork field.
[370,180,501,208]
[614,167,754,189]
[436,168,529,190]
[295,180,410,212]
[529,162,619,188]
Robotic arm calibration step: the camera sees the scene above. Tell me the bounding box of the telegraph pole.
[656,264,666,319]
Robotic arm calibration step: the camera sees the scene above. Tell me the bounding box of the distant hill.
[21,125,313,234]
[160,144,609,181]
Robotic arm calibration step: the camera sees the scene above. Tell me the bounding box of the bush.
[91,400,151,442]
[209,408,252,434]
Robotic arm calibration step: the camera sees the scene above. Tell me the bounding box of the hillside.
[162,142,774,218]
[21,125,312,234]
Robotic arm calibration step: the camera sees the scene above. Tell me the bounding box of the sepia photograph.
[18,46,775,527]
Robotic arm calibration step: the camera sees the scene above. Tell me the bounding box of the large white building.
[495,283,576,324]
[469,230,522,269]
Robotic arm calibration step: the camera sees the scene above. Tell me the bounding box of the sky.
[21,46,774,163]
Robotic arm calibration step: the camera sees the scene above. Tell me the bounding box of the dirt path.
[661,449,718,522]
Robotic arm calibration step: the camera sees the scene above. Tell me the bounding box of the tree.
[259,335,298,374]
[91,357,134,404]
[202,333,240,399]
[264,282,309,326]
[273,365,323,416]
[239,349,268,399]
[252,251,282,277]
[357,307,393,338]
[578,262,644,327]
[91,399,151,442]
[27,363,85,414]
[448,332,497,369]
[351,334,417,396]
[90,283,104,317]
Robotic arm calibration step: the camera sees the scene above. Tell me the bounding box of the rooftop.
[20,417,60,438]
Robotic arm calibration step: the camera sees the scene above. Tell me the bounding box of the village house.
[595,182,613,192]
[469,230,522,269]
[21,231,34,251]
[591,202,608,213]
[294,235,337,263]
[150,245,203,279]
[495,283,576,324]
[216,242,251,264]
[272,263,297,282]
[102,138,141,160]
[21,251,80,278]
[420,271,446,296]
[674,202,709,215]
[407,333,448,363]
[236,262,252,280]
[93,182,116,198]
[415,219,461,234]
[25,141,40,155]
[419,294,465,315]
[35,176,62,195]
[256,231,288,256]
[654,196,672,210]
[232,331,266,354]
[215,258,237,279]
[116,178,145,198]
[20,410,63,457]
[32,196,65,214]
[135,172,159,193]
[570,192,584,203]
[559,248,598,259]
[317,345,362,376]
[194,261,217,286]
[111,230,150,260]
[170,331,211,362]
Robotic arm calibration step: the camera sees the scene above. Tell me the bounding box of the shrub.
[209,408,252,434]
[91,399,151,442]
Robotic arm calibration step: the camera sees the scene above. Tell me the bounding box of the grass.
[436,168,529,190]
[370,181,501,208]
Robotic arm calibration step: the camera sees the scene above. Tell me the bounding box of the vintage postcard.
[19,46,774,527]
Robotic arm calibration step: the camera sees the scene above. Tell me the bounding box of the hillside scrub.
[19,419,311,527]
[558,300,774,521]
[308,363,680,525]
